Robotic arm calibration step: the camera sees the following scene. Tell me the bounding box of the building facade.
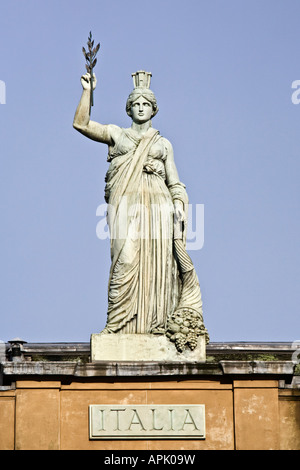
[0,341,299,450]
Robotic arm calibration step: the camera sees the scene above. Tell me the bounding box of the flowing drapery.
[103,127,181,333]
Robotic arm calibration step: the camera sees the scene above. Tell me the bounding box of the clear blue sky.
[0,0,299,343]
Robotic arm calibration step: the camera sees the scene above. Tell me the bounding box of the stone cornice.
[1,342,298,387]
[1,359,296,378]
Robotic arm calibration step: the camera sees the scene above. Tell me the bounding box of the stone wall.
[0,342,299,450]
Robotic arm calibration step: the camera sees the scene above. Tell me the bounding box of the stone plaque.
[89,405,205,440]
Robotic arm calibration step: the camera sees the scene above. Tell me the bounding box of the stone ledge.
[4,341,295,362]
[1,359,296,378]
[1,361,221,377]
[220,360,295,375]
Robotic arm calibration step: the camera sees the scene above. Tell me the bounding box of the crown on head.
[132,70,152,89]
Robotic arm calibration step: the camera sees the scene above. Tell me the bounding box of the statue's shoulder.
[104,124,124,147]
[158,134,173,153]
[150,128,170,145]
[107,124,122,136]
[150,132,173,161]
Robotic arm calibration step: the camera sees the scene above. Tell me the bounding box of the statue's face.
[131,96,153,123]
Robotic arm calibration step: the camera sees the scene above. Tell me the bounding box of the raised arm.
[73,73,120,145]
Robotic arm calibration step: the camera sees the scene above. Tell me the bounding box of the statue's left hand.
[174,200,186,239]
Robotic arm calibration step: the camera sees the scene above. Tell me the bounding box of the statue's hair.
[126,88,159,118]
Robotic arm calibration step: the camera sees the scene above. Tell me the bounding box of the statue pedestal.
[90,334,206,362]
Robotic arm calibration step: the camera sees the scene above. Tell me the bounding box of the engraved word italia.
[89,404,205,439]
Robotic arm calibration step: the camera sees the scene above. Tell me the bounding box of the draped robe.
[103,127,182,334]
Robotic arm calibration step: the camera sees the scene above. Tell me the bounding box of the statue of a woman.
[73,71,208,352]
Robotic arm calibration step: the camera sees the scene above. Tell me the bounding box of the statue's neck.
[131,120,152,135]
